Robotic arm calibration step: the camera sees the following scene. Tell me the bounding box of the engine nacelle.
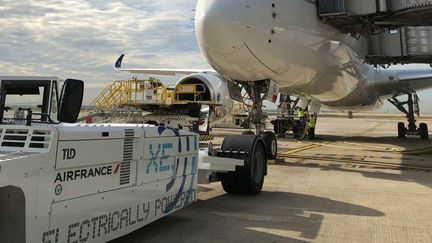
[175,73,234,123]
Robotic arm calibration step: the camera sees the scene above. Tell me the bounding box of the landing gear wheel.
[398,122,406,139]
[219,136,266,195]
[263,131,277,160]
[419,123,429,140]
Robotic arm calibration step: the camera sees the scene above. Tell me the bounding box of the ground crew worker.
[298,108,306,119]
[308,114,317,139]
[293,108,307,139]
[298,108,307,130]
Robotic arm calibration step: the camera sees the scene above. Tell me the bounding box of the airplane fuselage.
[195,0,389,110]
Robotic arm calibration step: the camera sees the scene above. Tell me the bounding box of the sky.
[0,0,209,104]
[0,0,431,113]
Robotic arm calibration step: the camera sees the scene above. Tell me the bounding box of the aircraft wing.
[116,68,212,76]
[114,54,214,76]
[397,69,432,92]
[375,68,432,97]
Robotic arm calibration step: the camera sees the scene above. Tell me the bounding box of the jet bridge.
[319,0,432,65]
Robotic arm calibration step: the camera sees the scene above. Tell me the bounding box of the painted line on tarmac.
[279,143,323,156]
[281,139,432,156]
[280,155,432,172]
[337,122,432,155]
[397,147,432,155]
[341,141,397,151]
[279,121,387,156]
[284,159,430,172]
[279,121,432,156]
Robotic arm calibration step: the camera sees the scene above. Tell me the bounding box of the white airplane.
[116,0,432,142]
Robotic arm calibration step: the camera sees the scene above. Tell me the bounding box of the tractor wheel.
[219,135,266,195]
[263,131,277,160]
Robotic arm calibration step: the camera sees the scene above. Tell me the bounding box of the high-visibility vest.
[298,109,305,118]
[308,116,317,128]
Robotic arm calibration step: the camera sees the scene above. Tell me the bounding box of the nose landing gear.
[389,93,429,140]
[236,80,279,160]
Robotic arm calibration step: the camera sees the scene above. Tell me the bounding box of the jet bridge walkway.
[319,0,432,65]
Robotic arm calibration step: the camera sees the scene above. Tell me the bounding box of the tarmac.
[112,117,432,243]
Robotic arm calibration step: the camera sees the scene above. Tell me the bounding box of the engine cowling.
[175,73,234,123]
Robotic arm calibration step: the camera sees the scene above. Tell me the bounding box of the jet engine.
[175,73,234,123]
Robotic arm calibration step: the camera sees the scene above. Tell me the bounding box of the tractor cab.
[0,77,84,126]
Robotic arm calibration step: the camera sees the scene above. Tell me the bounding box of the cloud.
[1,1,431,113]
[0,0,210,104]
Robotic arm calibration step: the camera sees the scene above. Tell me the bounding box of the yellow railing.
[91,79,212,109]
[175,84,206,102]
[90,78,167,109]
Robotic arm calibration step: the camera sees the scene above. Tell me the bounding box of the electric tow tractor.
[0,76,269,243]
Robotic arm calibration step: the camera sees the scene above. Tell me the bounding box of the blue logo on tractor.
[146,143,174,174]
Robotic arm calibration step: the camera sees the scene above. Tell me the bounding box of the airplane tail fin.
[114,54,125,69]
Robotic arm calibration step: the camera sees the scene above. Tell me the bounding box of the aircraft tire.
[398,122,406,139]
[263,131,277,160]
[220,135,266,195]
[419,123,429,140]
[274,120,279,134]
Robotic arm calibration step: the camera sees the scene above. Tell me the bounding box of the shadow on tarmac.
[111,192,383,243]
[321,166,432,187]
[317,134,432,150]
[281,133,432,189]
